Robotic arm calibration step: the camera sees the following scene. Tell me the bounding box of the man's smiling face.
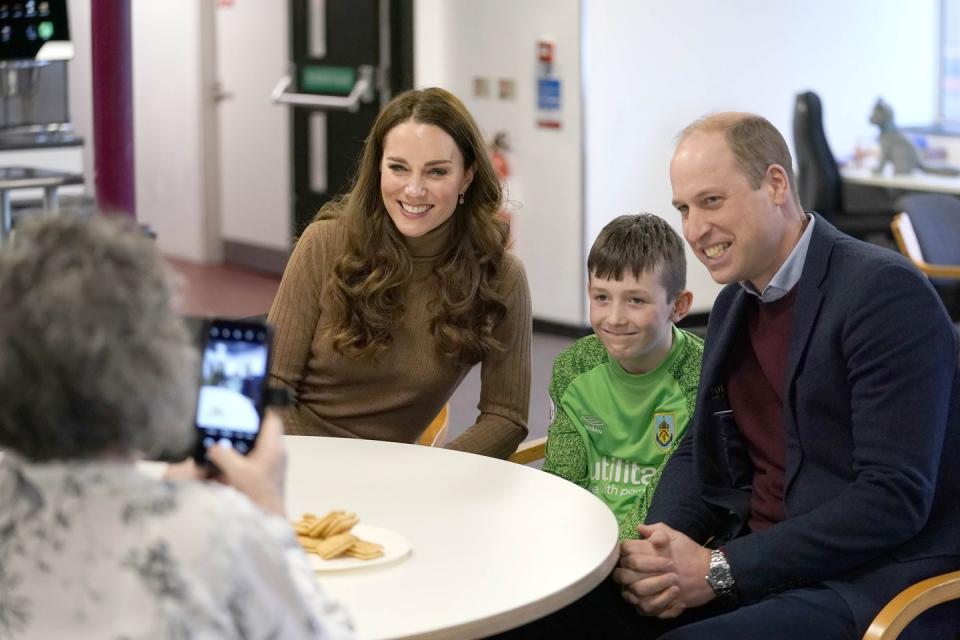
[670,130,795,292]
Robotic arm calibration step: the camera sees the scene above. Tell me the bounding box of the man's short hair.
[680,112,802,208]
[588,214,686,301]
[0,215,198,462]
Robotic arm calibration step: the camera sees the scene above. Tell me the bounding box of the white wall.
[413,0,448,99]
[66,0,94,191]
[131,0,219,262]
[415,0,586,325]
[583,0,940,313]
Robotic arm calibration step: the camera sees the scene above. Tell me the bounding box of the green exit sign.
[300,66,355,95]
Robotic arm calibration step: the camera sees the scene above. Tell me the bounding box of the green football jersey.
[544,326,702,539]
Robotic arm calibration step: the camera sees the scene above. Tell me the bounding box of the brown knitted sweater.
[267,217,532,458]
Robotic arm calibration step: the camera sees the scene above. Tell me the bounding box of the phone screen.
[194,318,272,462]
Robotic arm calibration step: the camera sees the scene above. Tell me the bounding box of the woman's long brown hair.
[315,87,509,365]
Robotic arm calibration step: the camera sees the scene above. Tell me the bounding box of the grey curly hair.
[0,215,198,461]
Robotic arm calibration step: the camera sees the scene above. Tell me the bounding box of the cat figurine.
[870,98,960,176]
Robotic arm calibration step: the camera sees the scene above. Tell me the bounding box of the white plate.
[308,524,412,573]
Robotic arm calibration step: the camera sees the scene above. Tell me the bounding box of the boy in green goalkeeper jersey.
[543,214,703,540]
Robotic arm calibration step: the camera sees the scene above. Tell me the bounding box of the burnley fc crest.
[655,414,675,450]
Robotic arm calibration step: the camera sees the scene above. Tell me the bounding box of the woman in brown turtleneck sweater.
[267,88,531,459]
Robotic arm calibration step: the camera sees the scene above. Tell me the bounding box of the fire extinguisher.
[489,131,513,245]
[490,131,511,181]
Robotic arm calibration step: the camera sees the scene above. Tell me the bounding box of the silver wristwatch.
[705,549,736,597]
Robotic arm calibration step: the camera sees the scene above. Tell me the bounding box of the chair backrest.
[417,404,449,447]
[863,570,960,640]
[793,91,843,217]
[890,213,926,268]
[416,411,546,462]
[507,437,546,465]
[894,194,960,280]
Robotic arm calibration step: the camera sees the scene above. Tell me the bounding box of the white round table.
[284,436,619,640]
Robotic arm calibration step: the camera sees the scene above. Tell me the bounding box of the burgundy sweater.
[725,287,798,532]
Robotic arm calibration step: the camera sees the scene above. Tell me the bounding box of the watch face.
[707,551,735,595]
[710,568,732,588]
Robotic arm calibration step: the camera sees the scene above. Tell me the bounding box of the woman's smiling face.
[380,120,475,238]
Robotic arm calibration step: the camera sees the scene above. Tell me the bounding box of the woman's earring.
[458,193,465,205]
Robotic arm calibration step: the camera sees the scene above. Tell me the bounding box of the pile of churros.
[293,510,385,561]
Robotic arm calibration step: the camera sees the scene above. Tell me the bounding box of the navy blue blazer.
[647,215,960,628]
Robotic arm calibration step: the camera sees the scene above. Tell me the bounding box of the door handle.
[212,81,233,104]
[270,65,375,113]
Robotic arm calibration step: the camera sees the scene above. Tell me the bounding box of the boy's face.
[589,269,678,375]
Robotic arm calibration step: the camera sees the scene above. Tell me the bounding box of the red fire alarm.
[537,41,554,65]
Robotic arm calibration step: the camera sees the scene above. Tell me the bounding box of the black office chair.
[793,91,895,241]
[891,193,960,319]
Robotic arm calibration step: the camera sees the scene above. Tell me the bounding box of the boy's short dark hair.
[587,214,686,300]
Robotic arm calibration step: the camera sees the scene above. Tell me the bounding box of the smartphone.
[193,318,273,463]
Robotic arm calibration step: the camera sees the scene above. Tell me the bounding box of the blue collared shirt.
[740,214,815,303]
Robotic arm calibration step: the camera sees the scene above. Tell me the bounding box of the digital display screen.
[0,0,70,61]
[194,321,270,457]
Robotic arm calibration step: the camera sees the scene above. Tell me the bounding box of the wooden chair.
[417,403,449,447]
[863,570,960,640]
[507,436,546,465]
[415,408,546,462]
[890,211,960,280]
[891,195,960,318]
[416,403,546,463]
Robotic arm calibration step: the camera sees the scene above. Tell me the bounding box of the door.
[278,0,413,234]
[215,0,292,254]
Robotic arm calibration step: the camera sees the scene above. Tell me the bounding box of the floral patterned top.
[0,457,354,640]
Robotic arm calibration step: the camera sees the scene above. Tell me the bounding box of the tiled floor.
[168,258,281,319]
[168,258,577,445]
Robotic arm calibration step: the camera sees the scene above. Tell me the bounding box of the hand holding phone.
[167,410,287,517]
[194,318,273,463]
[207,410,288,516]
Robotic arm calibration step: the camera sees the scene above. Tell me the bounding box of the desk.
[285,437,619,640]
[0,166,84,240]
[841,166,960,196]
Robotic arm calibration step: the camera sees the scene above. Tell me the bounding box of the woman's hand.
[164,410,288,517]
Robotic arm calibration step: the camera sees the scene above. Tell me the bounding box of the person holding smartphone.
[268,87,532,459]
[0,215,354,640]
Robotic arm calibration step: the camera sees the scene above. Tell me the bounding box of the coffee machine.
[0,0,75,147]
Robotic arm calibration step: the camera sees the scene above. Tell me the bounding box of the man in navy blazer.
[614,113,960,638]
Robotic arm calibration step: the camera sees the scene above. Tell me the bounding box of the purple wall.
[91,0,135,218]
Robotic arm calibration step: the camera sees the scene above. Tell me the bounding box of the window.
[942,0,960,124]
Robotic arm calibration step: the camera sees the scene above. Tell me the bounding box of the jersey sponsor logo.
[654,413,675,450]
[581,415,605,434]
[591,455,657,497]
